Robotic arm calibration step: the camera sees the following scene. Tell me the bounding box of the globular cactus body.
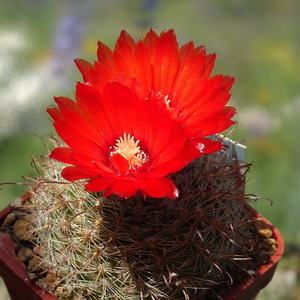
[15,141,255,300]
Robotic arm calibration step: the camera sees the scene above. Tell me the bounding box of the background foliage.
[0,1,299,298]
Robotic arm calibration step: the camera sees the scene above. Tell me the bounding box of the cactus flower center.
[110,133,147,174]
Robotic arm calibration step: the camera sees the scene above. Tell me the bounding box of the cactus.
[1,29,278,300]
[7,136,265,300]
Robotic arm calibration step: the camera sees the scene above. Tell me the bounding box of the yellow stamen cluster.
[110,133,147,170]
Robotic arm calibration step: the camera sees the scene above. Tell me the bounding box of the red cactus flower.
[48,83,220,198]
[48,29,236,199]
[75,29,236,139]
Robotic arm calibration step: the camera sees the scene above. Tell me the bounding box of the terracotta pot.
[0,193,58,300]
[223,205,284,300]
[0,194,284,300]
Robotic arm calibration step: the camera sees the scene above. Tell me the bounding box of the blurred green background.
[0,0,299,299]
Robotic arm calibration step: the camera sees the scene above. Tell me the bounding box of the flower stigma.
[110,133,148,172]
